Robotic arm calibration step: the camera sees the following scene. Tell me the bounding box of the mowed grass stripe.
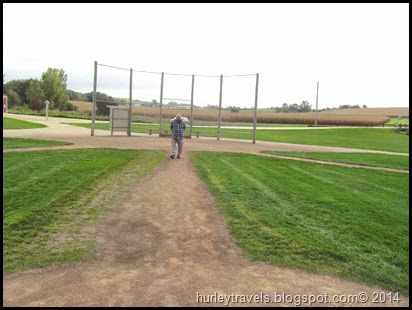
[3,148,164,274]
[3,117,47,129]
[250,128,408,153]
[3,137,72,149]
[386,118,409,125]
[66,122,408,153]
[219,159,344,249]
[189,152,409,294]
[322,168,405,196]
[5,152,92,204]
[262,151,409,170]
[289,165,399,206]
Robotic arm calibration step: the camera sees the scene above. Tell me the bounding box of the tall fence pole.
[128,68,133,136]
[190,74,195,137]
[252,73,259,144]
[91,61,97,136]
[159,72,164,136]
[217,74,223,140]
[315,81,319,127]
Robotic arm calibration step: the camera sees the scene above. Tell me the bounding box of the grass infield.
[3,148,164,274]
[3,117,47,129]
[189,152,409,294]
[3,137,72,149]
[386,118,409,125]
[261,151,409,171]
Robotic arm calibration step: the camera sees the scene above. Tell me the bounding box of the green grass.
[190,121,309,127]
[3,137,72,149]
[3,117,47,129]
[3,148,164,274]
[189,152,409,294]
[65,122,158,134]
[249,128,409,153]
[262,151,409,170]
[386,118,409,125]
[66,122,409,153]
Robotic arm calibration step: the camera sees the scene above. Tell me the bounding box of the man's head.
[176,114,181,122]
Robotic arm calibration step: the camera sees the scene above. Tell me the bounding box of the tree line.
[3,68,75,112]
[270,101,312,113]
[3,68,368,114]
[3,68,150,115]
[270,102,367,112]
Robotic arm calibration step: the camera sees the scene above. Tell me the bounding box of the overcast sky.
[3,3,409,108]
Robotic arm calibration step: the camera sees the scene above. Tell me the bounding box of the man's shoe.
[170,155,175,159]
[177,155,181,159]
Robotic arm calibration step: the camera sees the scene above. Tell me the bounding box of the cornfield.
[70,101,92,113]
[70,101,393,126]
[319,107,409,117]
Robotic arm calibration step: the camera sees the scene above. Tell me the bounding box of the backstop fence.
[91,61,259,143]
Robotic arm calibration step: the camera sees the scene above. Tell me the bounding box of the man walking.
[170,113,185,159]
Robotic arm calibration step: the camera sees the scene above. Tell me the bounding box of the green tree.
[26,79,45,103]
[289,103,299,112]
[41,68,69,109]
[299,100,312,112]
[26,79,46,112]
[67,89,87,101]
[3,79,33,105]
[85,91,113,103]
[151,99,159,107]
[96,101,116,116]
[206,104,219,109]
[339,104,361,109]
[28,98,45,112]
[3,88,21,107]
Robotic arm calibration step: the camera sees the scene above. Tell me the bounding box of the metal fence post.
[111,108,114,136]
[190,74,195,137]
[159,72,164,136]
[252,73,259,144]
[128,68,133,136]
[217,74,223,140]
[91,61,97,136]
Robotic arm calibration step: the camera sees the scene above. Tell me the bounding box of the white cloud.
[3,3,409,108]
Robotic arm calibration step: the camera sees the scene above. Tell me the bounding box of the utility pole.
[190,74,195,137]
[217,74,223,140]
[315,81,319,127]
[252,73,259,144]
[91,61,97,136]
[128,68,133,136]
[159,72,164,136]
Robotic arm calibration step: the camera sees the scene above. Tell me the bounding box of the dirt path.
[3,114,409,306]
